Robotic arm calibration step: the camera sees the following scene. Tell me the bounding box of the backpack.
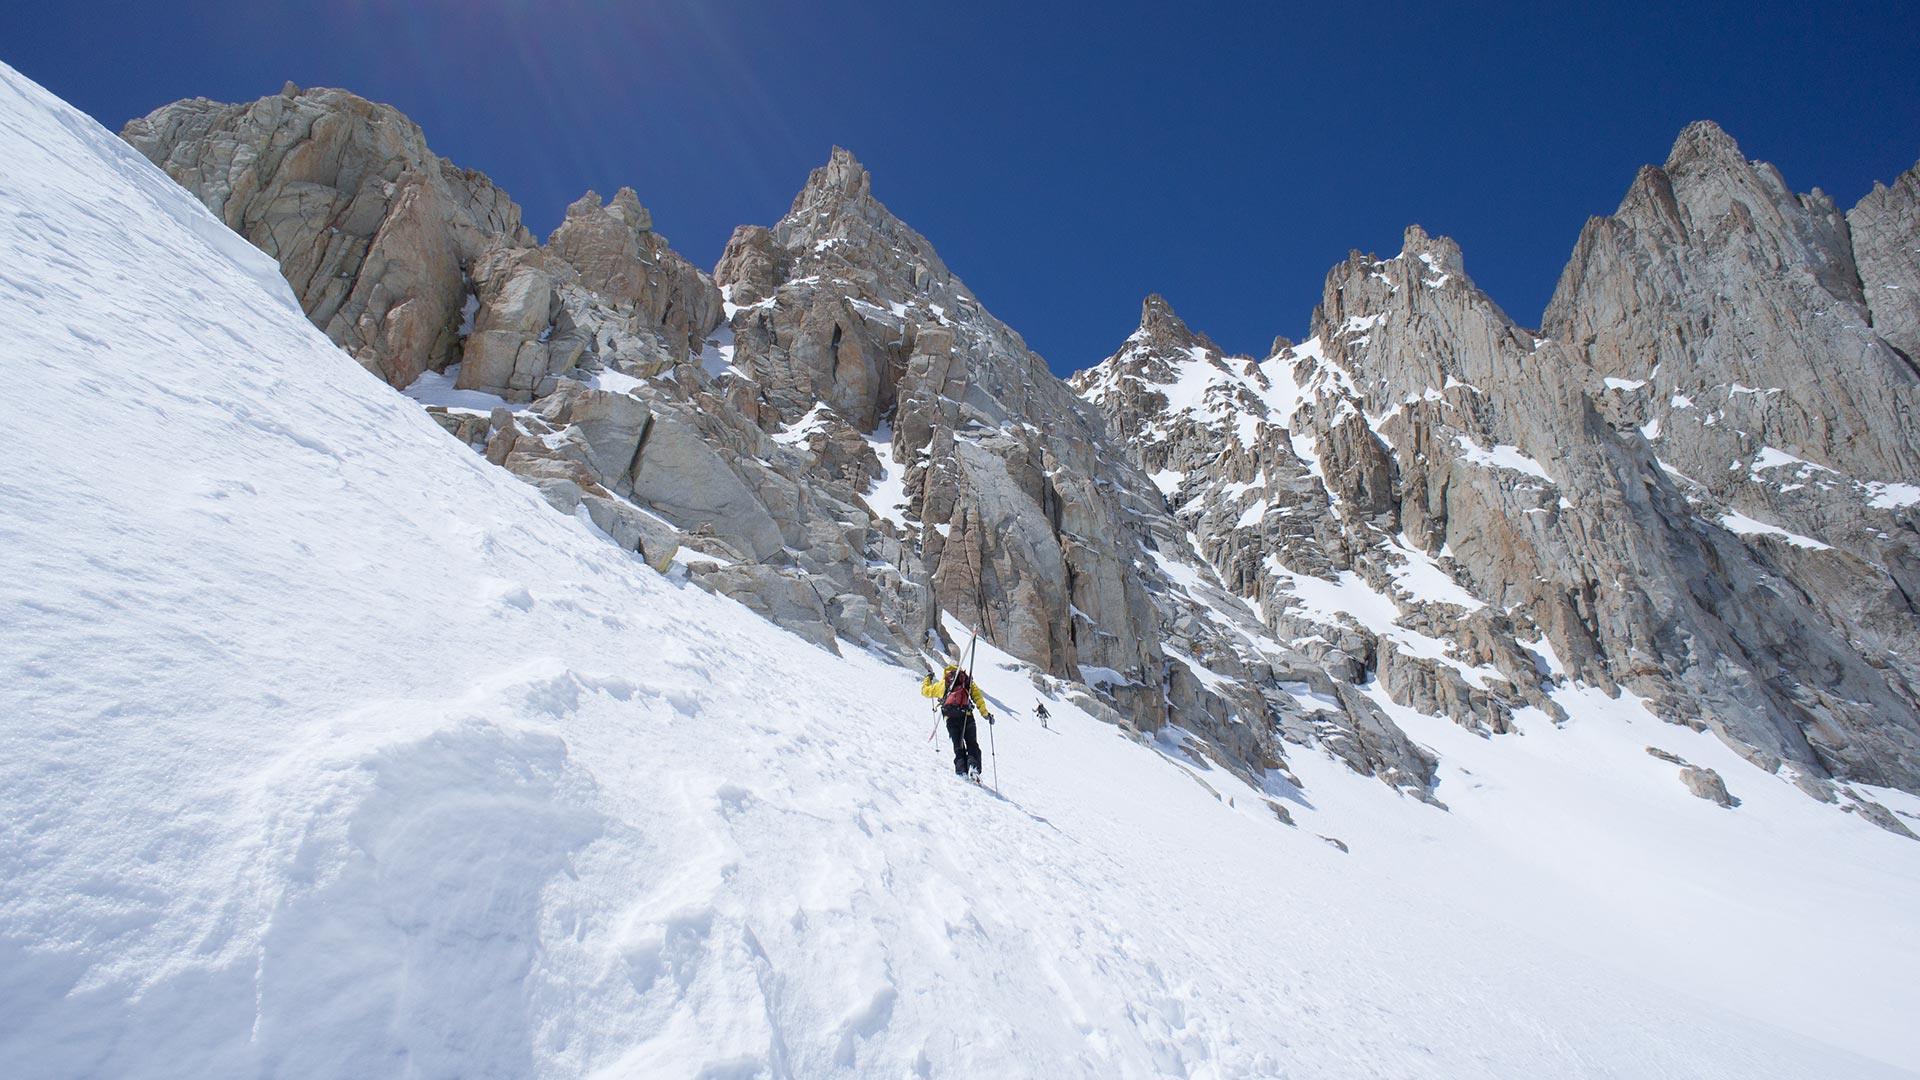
[942,669,972,708]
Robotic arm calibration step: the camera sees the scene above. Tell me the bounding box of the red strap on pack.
[943,670,971,708]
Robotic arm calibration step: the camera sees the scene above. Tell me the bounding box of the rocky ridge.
[125,89,1364,790]
[125,89,1920,826]
[1077,126,1920,826]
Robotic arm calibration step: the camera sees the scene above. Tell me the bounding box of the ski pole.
[924,659,945,742]
[989,714,998,790]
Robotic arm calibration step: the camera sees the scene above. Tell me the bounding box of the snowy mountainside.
[1074,290,1558,763]
[123,77,1920,821]
[5,61,1920,1078]
[1080,197,1920,811]
[124,86,1321,784]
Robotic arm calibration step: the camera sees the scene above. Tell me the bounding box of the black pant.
[943,705,982,776]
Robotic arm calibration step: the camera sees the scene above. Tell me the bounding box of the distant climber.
[1035,702,1050,729]
[922,663,993,779]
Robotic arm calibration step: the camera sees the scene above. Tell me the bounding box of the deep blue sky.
[7,1,1919,372]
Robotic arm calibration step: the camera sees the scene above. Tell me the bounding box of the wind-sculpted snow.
[7,63,1920,1077]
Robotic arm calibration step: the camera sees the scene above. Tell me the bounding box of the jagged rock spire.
[1664,119,1744,170]
[560,186,652,233]
[1133,293,1223,356]
[1139,293,1185,333]
[783,146,874,227]
[1398,224,1464,277]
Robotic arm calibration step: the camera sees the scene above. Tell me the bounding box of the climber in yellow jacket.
[921,664,992,779]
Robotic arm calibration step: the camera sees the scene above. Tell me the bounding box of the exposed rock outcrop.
[708,148,1316,779]
[1680,766,1739,808]
[126,87,1920,818]
[126,97,1313,785]
[1541,123,1920,789]
[126,90,929,667]
[123,83,526,387]
[1076,125,1920,802]
[1072,292,1496,790]
[123,88,723,403]
[1847,160,1920,365]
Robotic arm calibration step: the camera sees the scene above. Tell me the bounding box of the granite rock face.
[123,83,527,388]
[1077,264,1572,751]
[1077,126,1920,811]
[1545,126,1920,583]
[707,149,1327,779]
[1540,123,1920,791]
[123,88,722,402]
[126,96,1309,784]
[126,90,928,665]
[1847,159,1920,365]
[1072,293,1482,792]
[128,88,1920,822]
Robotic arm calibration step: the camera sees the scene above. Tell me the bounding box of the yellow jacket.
[921,665,991,717]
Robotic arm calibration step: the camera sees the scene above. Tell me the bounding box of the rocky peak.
[1072,293,1272,440]
[1137,291,1188,338]
[1506,120,1920,793]
[1307,224,1533,420]
[1608,118,1862,305]
[547,186,700,315]
[1397,224,1464,278]
[750,147,963,307]
[776,146,877,245]
[1545,118,1920,487]
[1857,160,1920,212]
[1664,119,1745,171]
[713,224,789,308]
[700,147,1344,777]
[560,187,653,235]
[1081,256,1544,791]
[1134,293,1227,355]
[1080,125,1920,807]
[801,146,872,206]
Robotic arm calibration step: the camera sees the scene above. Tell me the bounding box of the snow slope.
[3,62,1919,1078]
